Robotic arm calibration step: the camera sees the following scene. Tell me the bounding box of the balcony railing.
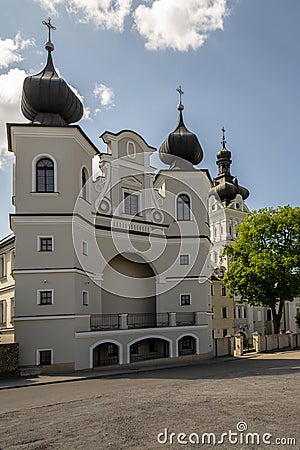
[127,313,169,329]
[90,312,207,331]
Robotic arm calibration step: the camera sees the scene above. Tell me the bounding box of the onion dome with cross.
[210,128,249,205]
[21,18,83,126]
[159,86,204,169]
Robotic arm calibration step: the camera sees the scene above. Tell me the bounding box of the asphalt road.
[0,351,299,449]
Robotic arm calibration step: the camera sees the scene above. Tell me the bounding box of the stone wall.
[253,332,300,353]
[0,343,19,376]
[214,336,235,357]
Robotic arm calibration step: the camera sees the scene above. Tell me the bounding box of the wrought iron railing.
[90,312,198,331]
[127,313,169,329]
[90,314,119,331]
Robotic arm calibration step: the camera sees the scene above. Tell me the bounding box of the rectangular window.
[38,350,52,366]
[223,329,228,338]
[243,307,247,319]
[237,307,242,319]
[180,254,189,265]
[38,290,53,305]
[39,237,53,252]
[82,241,88,256]
[221,285,226,296]
[211,284,214,296]
[212,307,215,319]
[124,192,139,215]
[10,298,15,324]
[0,301,5,325]
[82,291,89,306]
[107,344,117,357]
[221,307,228,319]
[0,255,6,278]
[180,294,191,306]
[182,337,192,349]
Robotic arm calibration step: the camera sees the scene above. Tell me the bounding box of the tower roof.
[210,127,249,205]
[159,86,203,169]
[21,18,83,126]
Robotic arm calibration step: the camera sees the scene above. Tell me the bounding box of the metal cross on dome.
[176,85,184,104]
[222,126,227,148]
[42,17,56,42]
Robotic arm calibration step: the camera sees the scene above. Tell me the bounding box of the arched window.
[36,158,54,192]
[177,194,190,221]
[81,167,88,200]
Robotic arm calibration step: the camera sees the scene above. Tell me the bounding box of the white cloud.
[133,0,228,51]
[0,68,27,169]
[69,84,91,120]
[94,83,115,110]
[34,0,63,16]
[35,0,132,32]
[0,33,34,69]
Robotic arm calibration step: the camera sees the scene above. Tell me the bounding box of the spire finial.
[42,17,56,52]
[176,85,184,111]
[221,126,227,148]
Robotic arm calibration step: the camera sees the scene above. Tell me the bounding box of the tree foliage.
[223,205,300,334]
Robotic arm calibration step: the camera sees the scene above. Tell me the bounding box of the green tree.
[223,206,300,335]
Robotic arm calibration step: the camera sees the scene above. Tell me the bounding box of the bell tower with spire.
[209,127,250,271]
[7,20,100,372]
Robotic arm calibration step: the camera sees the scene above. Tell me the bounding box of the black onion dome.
[211,179,249,204]
[210,128,249,204]
[21,42,83,126]
[159,107,203,169]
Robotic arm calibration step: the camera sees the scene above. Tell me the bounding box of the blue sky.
[0,0,299,238]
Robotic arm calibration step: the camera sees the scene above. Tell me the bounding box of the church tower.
[209,129,252,339]
[8,20,100,371]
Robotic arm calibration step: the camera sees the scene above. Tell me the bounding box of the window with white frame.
[38,349,53,366]
[38,290,53,305]
[221,307,228,319]
[82,241,88,256]
[180,294,191,306]
[180,254,189,265]
[0,254,6,278]
[38,237,53,252]
[177,194,190,221]
[81,167,89,201]
[36,158,54,192]
[221,285,226,296]
[82,291,89,306]
[124,192,139,215]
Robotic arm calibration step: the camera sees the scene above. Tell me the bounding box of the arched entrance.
[102,254,156,314]
[129,337,170,363]
[92,342,119,367]
[178,336,197,356]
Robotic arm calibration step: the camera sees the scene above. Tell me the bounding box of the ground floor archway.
[178,335,197,356]
[129,337,170,363]
[92,342,120,367]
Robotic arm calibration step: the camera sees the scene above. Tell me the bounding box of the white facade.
[7,123,213,372]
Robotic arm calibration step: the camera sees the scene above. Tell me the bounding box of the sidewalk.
[0,355,236,391]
